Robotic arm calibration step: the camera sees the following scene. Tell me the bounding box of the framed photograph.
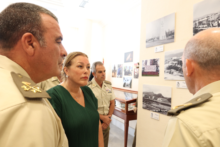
[164,49,184,80]
[124,65,133,76]
[143,84,172,115]
[193,0,220,35]
[146,13,175,48]
[142,59,159,76]
[123,77,132,88]
[116,64,123,78]
[112,64,117,77]
[124,51,133,63]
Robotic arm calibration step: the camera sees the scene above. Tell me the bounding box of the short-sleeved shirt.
[37,77,60,91]
[88,78,115,115]
[162,80,220,147]
[47,85,99,147]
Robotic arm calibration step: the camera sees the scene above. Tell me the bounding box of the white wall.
[137,0,202,146]
[0,0,87,54]
[104,5,141,92]
[103,3,141,134]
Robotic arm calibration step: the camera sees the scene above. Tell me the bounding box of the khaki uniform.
[0,55,68,147]
[162,80,220,147]
[37,76,60,91]
[88,78,115,147]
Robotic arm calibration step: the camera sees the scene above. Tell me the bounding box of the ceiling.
[61,0,141,24]
[5,0,141,26]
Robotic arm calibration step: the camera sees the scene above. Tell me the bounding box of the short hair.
[0,2,58,50]
[62,52,88,81]
[91,61,103,73]
[183,35,220,70]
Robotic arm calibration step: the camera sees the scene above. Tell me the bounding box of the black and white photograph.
[124,65,133,76]
[164,49,184,80]
[146,13,175,48]
[124,51,133,63]
[116,64,123,78]
[123,77,132,88]
[142,58,159,76]
[112,64,117,77]
[143,84,171,115]
[193,0,220,35]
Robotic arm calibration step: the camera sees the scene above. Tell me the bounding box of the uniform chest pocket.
[106,93,112,100]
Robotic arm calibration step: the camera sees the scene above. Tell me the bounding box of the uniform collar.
[192,80,220,99]
[50,76,60,82]
[0,55,30,78]
[92,78,104,88]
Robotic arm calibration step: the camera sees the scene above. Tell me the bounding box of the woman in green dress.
[47,52,104,147]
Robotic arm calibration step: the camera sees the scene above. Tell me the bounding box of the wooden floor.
[108,123,134,147]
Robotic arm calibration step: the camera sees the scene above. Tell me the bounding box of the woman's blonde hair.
[61,52,88,81]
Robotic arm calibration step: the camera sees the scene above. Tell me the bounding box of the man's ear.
[92,72,95,76]
[21,33,38,56]
[185,59,194,76]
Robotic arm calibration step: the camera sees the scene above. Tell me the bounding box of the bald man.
[162,28,220,147]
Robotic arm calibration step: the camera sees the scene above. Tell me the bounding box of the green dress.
[47,85,99,147]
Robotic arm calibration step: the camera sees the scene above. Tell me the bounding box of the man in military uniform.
[38,76,61,91]
[0,3,68,147]
[88,61,115,147]
[162,28,220,147]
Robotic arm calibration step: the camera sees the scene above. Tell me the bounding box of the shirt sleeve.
[47,88,62,119]
[162,117,205,147]
[111,88,116,101]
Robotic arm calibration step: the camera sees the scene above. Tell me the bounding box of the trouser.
[132,125,137,147]
[103,126,110,147]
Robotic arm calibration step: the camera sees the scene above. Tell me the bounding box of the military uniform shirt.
[0,55,68,147]
[88,78,115,115]
[37,76,60,91]
[162,80,220,147]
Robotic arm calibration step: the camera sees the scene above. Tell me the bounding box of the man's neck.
[95,78,103,88]
[192,71,220,94]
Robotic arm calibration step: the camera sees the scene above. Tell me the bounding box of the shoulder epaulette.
[87,81,92,86]
[167,93,212,116]
[11,72,51,99]
[104,80,112,85]
[51,76,59,82]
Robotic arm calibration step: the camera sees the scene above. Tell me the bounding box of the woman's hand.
[102,123,108,130]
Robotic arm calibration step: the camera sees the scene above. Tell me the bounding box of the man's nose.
[60,45,67,58]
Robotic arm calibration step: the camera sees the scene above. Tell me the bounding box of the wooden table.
[112,87,137,147]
